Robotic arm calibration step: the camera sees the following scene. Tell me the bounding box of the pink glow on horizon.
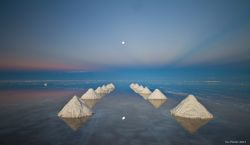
[0,58,99,71]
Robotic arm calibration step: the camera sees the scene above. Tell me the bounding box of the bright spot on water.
[122,41,125,45]
[122,116,125,120]
[44,83,47,87]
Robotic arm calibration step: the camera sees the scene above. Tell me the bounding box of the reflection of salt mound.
[148,99,166,108]
[81,88,101,99]
[170,95,213,119]
[173,116,211,134]
[147,89,167,99]
[58,96,92,118]
[61,116,91,131]
[82,99,99,109]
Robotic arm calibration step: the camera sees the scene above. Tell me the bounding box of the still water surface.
[0,80,249,145]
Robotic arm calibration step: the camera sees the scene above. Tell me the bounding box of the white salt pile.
[134,85,144,93]
[170,94,213,119]
[101,85,110,93]
[58,96,92,118]
[95,86,105,94]
[106,83,115,91]
[82,99,99,109]
[131,83,139,91]
[81,88,101,99]
[95,86,107,97]
[140,87,151,94]
[139,87,152,99]
[129,83,136,89]
[106,83,115,92]
[147,89,167,99]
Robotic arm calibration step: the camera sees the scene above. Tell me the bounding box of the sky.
[0,0,250,71]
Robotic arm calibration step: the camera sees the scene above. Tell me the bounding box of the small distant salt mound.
[95,87,106,95]
[58,96,92,118]
[81,88,101,99]
[147,89,167,99]
[44,83,47,87]
[139,87,152,99]
[132,83,139,90]
[129,83,135,89]
[170,95,213,119]
[101,85,110,93]
[106,83,115,91]
[135,85,144,93]
[140,87,152,94]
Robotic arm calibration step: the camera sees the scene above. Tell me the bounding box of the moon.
[122,41,125,45]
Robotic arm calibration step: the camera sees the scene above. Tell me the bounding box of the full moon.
[122,41,125,45]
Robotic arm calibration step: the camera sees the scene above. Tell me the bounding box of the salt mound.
[82,99,99,109]
[140,94,151,100]
[139,87,152,99]
[132,83,139,89]
[135,85,144,93]
[81,88,101,99]
[130,83,135,89]
[147,89,167,99]
[170,95,213,119]
[140,87,152,94]
[106,83,115,91]
[107,83,115,89]
[101,85,110,93]
[58,96,92,118]
[95,87,106,95]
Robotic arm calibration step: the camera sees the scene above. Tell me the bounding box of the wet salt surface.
[0,81,249,145]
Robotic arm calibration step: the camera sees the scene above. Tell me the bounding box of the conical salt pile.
[106,83,115,91]
[81,88,101,99]
[101,85,110,93]
[135,85,144,93]
[140,87,152,95]
[170,95,213,119]
[82,99,99,109]
[132,83,139,90]
[147,89,167,99]
[109,83,115,89]
[139,87,152,99]
[58,96,92,118]
[130,83,135,89]
[95,87,106,95]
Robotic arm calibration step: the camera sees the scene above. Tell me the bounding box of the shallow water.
[0,80,249,145]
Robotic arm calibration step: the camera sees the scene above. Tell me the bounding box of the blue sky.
[0,0,250,71]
